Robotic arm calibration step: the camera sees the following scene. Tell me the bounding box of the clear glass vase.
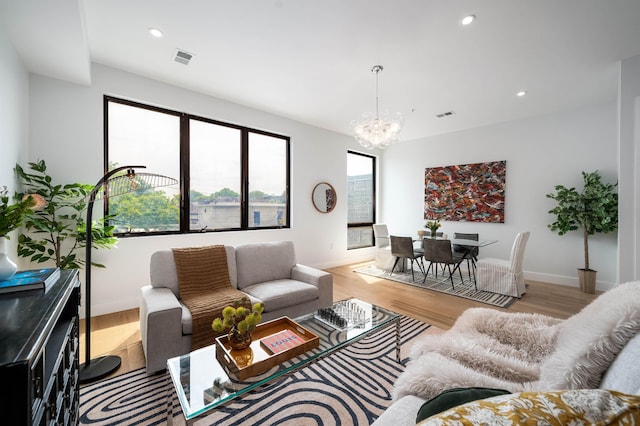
[227,325,252,350]
[0,236,18,280]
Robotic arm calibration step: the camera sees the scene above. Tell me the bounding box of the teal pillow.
[416,387,511,423]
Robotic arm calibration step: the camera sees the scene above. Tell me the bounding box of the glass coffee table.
[166,298,401,425]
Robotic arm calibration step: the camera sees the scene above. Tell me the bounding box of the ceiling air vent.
[174,49,194,65]
[436,111,455,118]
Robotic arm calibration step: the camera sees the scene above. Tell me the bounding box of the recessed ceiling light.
[461,15,475,26]
[148,27,163,38]
[516,91,528,97]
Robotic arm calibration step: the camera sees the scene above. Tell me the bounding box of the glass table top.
[166,298,400,421]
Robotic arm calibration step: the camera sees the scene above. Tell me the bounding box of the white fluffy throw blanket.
[393,281,640,401]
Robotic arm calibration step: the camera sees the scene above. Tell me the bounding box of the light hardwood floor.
[79,261,599,382]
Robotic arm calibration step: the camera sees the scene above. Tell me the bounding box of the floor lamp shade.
[79,165,177,383]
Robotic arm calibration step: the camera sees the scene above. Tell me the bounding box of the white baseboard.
[524,270,615,292]
[81,297,140,319]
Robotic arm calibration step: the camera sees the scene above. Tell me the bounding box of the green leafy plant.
[0,187,45,239]
[546,170,618,271]
[15,160,118,269]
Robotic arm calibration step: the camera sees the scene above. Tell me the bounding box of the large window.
[105,96,290,235]
[347,151,376,249]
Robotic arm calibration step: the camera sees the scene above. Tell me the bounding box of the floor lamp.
[79,165,177,383]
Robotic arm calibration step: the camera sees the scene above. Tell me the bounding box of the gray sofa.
[139,240,333,374]
[374,280,640,425]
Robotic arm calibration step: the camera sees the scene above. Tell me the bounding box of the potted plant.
[212,296,265,350]
[546,170,618,293]
[425,220,441,238]
[15,160,118,270]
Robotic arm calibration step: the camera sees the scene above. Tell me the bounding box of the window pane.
[248,133,287,227]
[106,96,290,235]
[348,226,374,250]
[108,102,180,233]
[190,119,241,230]
[347,154,374,223]
[347,152,375,249]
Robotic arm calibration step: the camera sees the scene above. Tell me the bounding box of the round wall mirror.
[312,182,337,213]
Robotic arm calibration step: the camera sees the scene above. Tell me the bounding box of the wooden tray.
[215,316,319,380]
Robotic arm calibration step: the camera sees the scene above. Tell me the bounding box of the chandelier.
[350,65,404,149]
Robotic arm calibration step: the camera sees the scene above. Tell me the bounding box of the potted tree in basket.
[546,170,618,294]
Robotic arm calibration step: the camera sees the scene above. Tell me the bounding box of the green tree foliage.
[109,190,179,232]
[547,170,618,271]
[15,160,118,269]
[249,190,266,199]
[213,188,239,200]
[0,186,39,239]
[190,190,208,203]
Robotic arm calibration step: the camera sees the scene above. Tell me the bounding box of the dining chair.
[373,224,390,248]
[422,238,466,289]
[476,231,530,297]
[453,232,479,281]
[373,224,395,270]
[390,235,424,281]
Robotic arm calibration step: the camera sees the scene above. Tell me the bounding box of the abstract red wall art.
[424,160,506,223]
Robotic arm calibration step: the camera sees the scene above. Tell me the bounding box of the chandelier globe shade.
[350,65,404,149]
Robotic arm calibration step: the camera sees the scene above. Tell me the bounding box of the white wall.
[381,102,618,291]
[618,55,640,283]
[0,27,29,255]
[28,63,375,317]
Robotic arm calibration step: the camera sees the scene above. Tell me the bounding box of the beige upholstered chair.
[476,231,530,297]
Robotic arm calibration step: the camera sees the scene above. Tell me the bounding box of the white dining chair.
[373,224,390,248]
[476,231,530,297]
[373,224,395,270]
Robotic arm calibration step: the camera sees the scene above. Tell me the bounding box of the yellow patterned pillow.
[417,389,640,425]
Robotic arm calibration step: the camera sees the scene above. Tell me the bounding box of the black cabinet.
[0,269,80,425]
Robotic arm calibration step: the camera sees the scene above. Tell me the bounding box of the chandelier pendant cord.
[373,65,382,120]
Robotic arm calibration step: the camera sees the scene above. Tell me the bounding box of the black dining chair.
[453,232,479,282]
[422,238,465,289]
[390,236,424,281]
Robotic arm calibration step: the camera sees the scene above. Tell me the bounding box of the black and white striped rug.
[79,316,430,425]
[355,265,517,308]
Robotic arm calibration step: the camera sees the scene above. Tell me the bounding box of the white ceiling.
[2,0,640,142]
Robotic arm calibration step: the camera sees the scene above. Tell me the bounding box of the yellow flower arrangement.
[212,296,265,335]
[425,220,441,235]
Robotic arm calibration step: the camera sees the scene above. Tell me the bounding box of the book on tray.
[0,268,61,294]
[260,329,303,354]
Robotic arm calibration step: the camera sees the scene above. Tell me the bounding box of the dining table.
[449,238,498,285]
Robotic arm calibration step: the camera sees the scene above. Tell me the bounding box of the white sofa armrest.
[140,285,184,374]
[291,264,333,308]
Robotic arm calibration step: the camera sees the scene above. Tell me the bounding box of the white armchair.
[476,231,530,297]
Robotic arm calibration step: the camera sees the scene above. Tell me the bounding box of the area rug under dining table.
[79,315,431,425]
[355,265,517,309]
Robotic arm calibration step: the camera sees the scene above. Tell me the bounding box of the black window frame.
[347,150,377,249]
[104,95,291,236]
